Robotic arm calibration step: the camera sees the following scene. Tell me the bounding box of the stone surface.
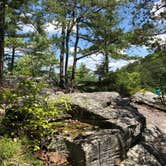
[40,134,70,166]
[132,103,166,133]
[10,89,162,166]
[69,92,145,146]
[143,127,166,165]
[67,129,125,166]
[132,91,166,111]
[121,127,166,166]
[121,91,166,166]
[120,144,162,166]
[43,92,145,166]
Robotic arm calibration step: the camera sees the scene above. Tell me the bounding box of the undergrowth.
[0,136,43,166]
[0,79,71,152]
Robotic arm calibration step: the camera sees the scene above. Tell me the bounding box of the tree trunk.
[0,2,5,83]
[104,38,109,78]
[71,23,79,88]
[65,30,70,85]
[59,25,65,88]
[105,53,109,75]
[10,47,15,73]
[48,64,53,79]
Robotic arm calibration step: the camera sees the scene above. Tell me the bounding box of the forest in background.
[80,49,166,96]
[0,0,165,92]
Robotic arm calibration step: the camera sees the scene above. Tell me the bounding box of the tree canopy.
[0,0,165,89]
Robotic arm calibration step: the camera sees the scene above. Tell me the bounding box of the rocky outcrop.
[40,91,166,166]
[121,127,166,166]
[132,91,166,111]
[2,77,165,165]
[131,102,166,133]
[143,127,166,165]
[42,92,146,166]
[67,129,124,166]
[69,92,145,150]
[120,144,162,166]
[2,85,165,166]
[130,91,166,165]
[120,91,166,166]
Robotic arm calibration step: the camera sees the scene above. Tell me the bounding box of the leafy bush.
[1,79,71,148]
[14,56,33,76]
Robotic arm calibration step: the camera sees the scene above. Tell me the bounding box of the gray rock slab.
[132,91,166,111]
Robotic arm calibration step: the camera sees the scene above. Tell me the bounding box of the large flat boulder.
[41,91,166,166]
[40,92,146,165]
[61,92,145,165]
[132,91,166,111]
[69,92,145,143]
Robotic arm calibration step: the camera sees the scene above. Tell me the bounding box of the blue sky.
[126,46,153,57]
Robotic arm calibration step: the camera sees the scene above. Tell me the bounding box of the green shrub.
[1,79,71,149]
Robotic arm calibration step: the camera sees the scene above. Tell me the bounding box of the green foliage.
[1,79,71,148]
[0,136,43,165]
[95,59,109,81]
[79,50,166,98]
[0,88,17,106]
[113,49,166,97]
[83,71,141,96]
[4,37,25,72]
[67,64,96,85]
[14,52,58,78]
[76,63,96,82]
[0,137,21,161]
[44,0,133,86]
[14,56,33,76]
[115,71,141,96]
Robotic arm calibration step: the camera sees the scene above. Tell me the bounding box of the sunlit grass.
[0,136,43,166]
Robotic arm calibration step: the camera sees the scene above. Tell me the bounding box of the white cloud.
[151,0,166,20]
[110,59,136,71]
[44,20,77,35]
[68,53,133,72]
[44,22,61,35]
[4,47,25,56]
[18,24,35,33]
[68,53,103,70]
[69,47,81,54]
[69,47,75,54]
[77,54,103,71]
[153,34,166,44]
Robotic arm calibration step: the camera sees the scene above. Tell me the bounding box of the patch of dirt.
[35,150,69,166]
